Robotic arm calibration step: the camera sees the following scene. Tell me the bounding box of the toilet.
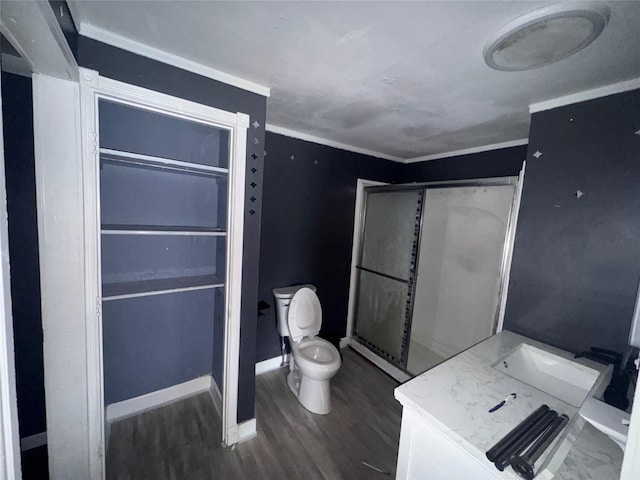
[273,285,342,414]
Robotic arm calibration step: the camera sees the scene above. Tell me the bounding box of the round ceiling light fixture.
[484,3,610,71]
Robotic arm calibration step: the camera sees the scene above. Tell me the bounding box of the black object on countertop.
[486,405,550,463]
[510,413,570,479]
[574,346,629,410]
[494,410,558,471]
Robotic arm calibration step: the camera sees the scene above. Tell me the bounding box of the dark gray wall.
[98,96,226,404]
[1,72,46,437]
[504,89,640,354]
[257,134,526,363]
[398,145,526,183]
[256,132,400,362]
[99,99,229,169]
[103,290,215,404]
[77,36,266,423]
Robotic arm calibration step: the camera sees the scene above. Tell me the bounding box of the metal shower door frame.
[352,175,520,377]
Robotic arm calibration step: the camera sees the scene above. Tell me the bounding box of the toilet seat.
[288,287,322,342]
[292,337,341,376]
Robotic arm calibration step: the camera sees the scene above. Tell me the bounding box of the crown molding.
[529,77,640,113]
[75,22,271,97]
[404,138,529,163]
[266,124,529,164]
[265,124,405,162]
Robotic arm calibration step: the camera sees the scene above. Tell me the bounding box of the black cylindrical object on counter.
[510,414,570,480]
[486,405,550,462]
[494,410,558,471]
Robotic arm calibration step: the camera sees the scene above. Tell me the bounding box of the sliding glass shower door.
[352,189,423,367]
[407,184,516,375]
[351,178,519,378]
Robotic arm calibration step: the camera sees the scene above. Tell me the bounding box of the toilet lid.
[287,287,322,342]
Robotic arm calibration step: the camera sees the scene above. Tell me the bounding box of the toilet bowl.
[273,285,341,414]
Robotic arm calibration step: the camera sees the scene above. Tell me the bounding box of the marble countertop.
[554,422,622,480]
[394,331,618,479]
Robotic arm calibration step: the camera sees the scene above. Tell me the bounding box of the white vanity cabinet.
[393,331,613,480]
[396,407,503,479]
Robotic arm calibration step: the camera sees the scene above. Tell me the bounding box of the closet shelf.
[101,224,227,236]
[102,274,224,301]
[100,148,229,177]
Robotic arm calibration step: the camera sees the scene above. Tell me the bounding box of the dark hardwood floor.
[106,347,402,479]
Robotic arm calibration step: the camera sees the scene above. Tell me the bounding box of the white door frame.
[79,68,248,476]
[0,2,78,477]
[494,161,526,333]
[0,0,77,82]
[345,178,387,342]
[0,54,23,480]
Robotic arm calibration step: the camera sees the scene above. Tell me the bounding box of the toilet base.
[287,370,332,415]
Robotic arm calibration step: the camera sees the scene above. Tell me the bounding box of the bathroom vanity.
[394,331,624,479]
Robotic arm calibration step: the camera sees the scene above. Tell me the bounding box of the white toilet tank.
[272,284,316,337]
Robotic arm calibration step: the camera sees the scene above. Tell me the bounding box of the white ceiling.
[68,1,640,161]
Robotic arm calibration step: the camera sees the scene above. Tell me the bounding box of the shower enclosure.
[350,176,521,378]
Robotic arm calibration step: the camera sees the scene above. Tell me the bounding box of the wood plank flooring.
[106,347,402,479]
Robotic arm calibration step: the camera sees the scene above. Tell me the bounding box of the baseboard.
[209,377,222,418]
[255,355,286,375]
[20,432,47,452]
[106,375,213,423]
[237,418,257,443]
[340,337,350,349]
[349,339,411,383]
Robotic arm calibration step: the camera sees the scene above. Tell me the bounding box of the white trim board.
[0,0,78,81]
[1,54,31,78]
[404,138,529,163]
[265,124,404,163]
[529,77,640,113]
[255,356,285,376]
[209,376,222,418]
[73,22,270,97]
[106,376,213,423]
[237,418,257,444]
[495,161,526,334]
[34,74,90,480]
[20,432,47,452]
[0,62,21,478]
[349,340,411,383]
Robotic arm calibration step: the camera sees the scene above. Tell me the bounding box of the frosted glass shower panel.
[354,269,410,362]
[408,185,515,375]
[360,190,422,281]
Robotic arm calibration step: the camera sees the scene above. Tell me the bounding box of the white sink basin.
[492,343,600,407]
